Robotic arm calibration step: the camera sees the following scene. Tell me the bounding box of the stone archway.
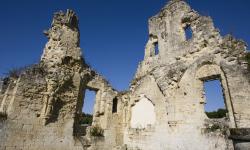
[195,64,236,128]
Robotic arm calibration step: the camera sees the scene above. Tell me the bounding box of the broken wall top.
[135,0,248,79]
[41,9,82,68]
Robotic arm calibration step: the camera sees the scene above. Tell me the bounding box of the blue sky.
[0,0,249,114]
[204,80,225,112]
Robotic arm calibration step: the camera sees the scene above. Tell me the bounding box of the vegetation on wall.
[206,124,221,132]
[205,108,227,119]
[90,125,104,137]
[5,66,27,79]
[4,64,45,79]
[79,113,93,125]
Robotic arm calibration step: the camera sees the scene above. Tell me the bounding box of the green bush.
[206,108,227,119]
[79,113,92,125]
[90,125,104,137]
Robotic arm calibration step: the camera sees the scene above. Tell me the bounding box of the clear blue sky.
[0,0,249,114]
[204,80,225,112]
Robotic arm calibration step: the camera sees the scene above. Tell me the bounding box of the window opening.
[80,89,95,125]
[204,80,227,119]
[112,97,118,113]
[185,25,192,40]
[154,42,159,55]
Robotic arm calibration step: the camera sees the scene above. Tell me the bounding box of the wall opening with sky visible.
[204,79,227,118]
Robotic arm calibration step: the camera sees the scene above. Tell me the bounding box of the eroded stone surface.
[0,0,250,150]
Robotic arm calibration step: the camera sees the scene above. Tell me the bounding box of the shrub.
[90,125,104,137]
[206,108,227,119]
[79,113,93,125]
[4,64,45,79]
[6,67,25,78]
[205,124,221,133]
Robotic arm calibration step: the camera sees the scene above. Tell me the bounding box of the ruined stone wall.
[75,71,123,150]
[1,0,250,150]
[0,10,88,150]
[123,0,250,149]
[0,9,124,150]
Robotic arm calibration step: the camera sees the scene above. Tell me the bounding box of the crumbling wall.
[1,0,250,150]
[86,72,118,128]
[73,69,124,150]
[0,10,87,150]
[0,8,124,150]
[124,0,250,149]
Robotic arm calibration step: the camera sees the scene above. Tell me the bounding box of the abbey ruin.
[0,0,250,149]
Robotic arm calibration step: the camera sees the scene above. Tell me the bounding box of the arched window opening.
[184,25,193,40]
[112,97,118,113]
[203,79,227,119]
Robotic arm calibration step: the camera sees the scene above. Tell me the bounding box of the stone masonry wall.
[0,0,250,150]
[124,0,250,150]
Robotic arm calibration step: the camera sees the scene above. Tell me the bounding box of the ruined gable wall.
[0,1,250,150]
[0,9,125,150]
[124,0,250,149]
[0,10,88,150]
